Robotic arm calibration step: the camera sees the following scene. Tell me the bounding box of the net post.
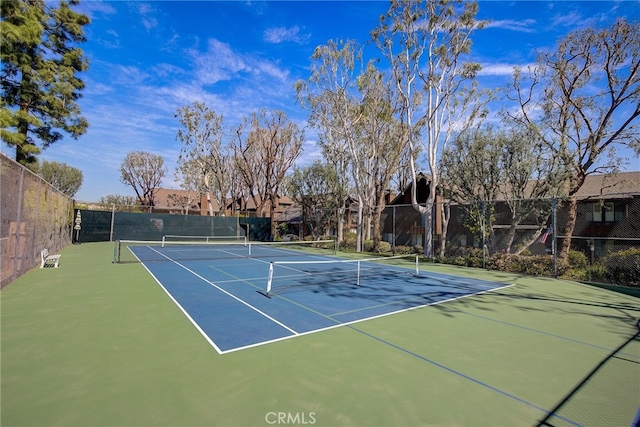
[266,262,274,295]
[161,235,166,248]
[357,260,361,286]
[248,242,252,256]
[113,240,120,263]
[415,255,419,276]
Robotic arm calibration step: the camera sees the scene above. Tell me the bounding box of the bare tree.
[120,151,166,207]
[373,0,488,257]
[233,109,304,233]
[506,19,640,260]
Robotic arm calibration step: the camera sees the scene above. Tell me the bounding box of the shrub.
[584,264,607,283]
[601,248,640,286]
[340,232,357,251]
[394,245,414,255]
[376,240,392,253]
[567,250,588,269]
[487,253,561,276]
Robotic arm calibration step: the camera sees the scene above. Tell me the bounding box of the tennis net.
[162,234,247,246]
[261,254,420,298]
[112,239,337,264]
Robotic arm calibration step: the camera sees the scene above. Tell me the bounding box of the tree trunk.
[372,198,385,253]
[438,201,451,258]
[558,196,578,261]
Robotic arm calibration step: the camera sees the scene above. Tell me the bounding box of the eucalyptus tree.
[497,123,565,253]
[295,39,367,251]
[357,62,405,252]
[175,102,228,216]
[120,151,166,207]
[287,160,347,239]
[442,124,562,254]
[296,39,405,252]
[442,126,503,253]
[173,157,204,215]
[372,0,488,257]
[506,19,640,260]
[233,109,303,232]
[36,160,83,198]
[1,0,90,165]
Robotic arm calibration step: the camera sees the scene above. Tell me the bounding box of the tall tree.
[357,62,405,252]
[1,0,90,165]
[373,0,488,257]
[233,109,303,233]
[506,19,640,260]
[287,160,347,239]
[442,124,562,254]
[36,159,83,198]
[175,102,227,216]
[173,158,203,215]
[296,39,366,250]
[120,151,166,207]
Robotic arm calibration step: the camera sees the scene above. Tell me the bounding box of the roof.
[388,171,640,205]
[573,171,640,200]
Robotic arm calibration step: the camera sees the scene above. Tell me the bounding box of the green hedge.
[601,248,640,286]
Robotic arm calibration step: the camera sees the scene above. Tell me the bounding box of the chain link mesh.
[1,153,73,288]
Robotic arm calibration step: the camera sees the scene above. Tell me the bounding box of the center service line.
[148,246,299,335]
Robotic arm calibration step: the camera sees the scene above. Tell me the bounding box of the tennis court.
[2,242,639,426]
[118,239,511,354]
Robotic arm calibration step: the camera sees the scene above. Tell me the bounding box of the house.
[152,188,295,218]
[382,171,640,257]
[382,173,441,247]
[273,196,360,240]
[558,172,640,259]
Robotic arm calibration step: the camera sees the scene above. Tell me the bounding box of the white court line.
[134,246,299,354]
[132,245,514,355]
[219,283,516,354]
[129,247,223,354]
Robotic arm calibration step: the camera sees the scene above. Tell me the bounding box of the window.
[592,202,615,222]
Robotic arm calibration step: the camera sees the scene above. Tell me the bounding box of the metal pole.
[552,197,557,277]
[392,206,396,255]
[481,201,486,269]
[109,204,116,242]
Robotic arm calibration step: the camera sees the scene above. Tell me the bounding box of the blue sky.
[2,0,639,201]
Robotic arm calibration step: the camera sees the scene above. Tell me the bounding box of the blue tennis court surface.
[130,243,510,354]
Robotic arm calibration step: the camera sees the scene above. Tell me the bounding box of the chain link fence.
[1,153,73,288]
[72,204,273,244]
[380,196,639,286]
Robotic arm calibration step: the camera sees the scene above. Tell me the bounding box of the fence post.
[392,205,396,255]
[552,197,557,277]
[110,204,116,242]
[481,200,486,269]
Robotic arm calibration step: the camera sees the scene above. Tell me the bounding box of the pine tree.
[1,0,90,165]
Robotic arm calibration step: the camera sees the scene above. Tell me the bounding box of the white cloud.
[134,2,159,31]
[484,19,536,33]
[190,39,249,85]
[263,26,310,44]
[478,63,533,77]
